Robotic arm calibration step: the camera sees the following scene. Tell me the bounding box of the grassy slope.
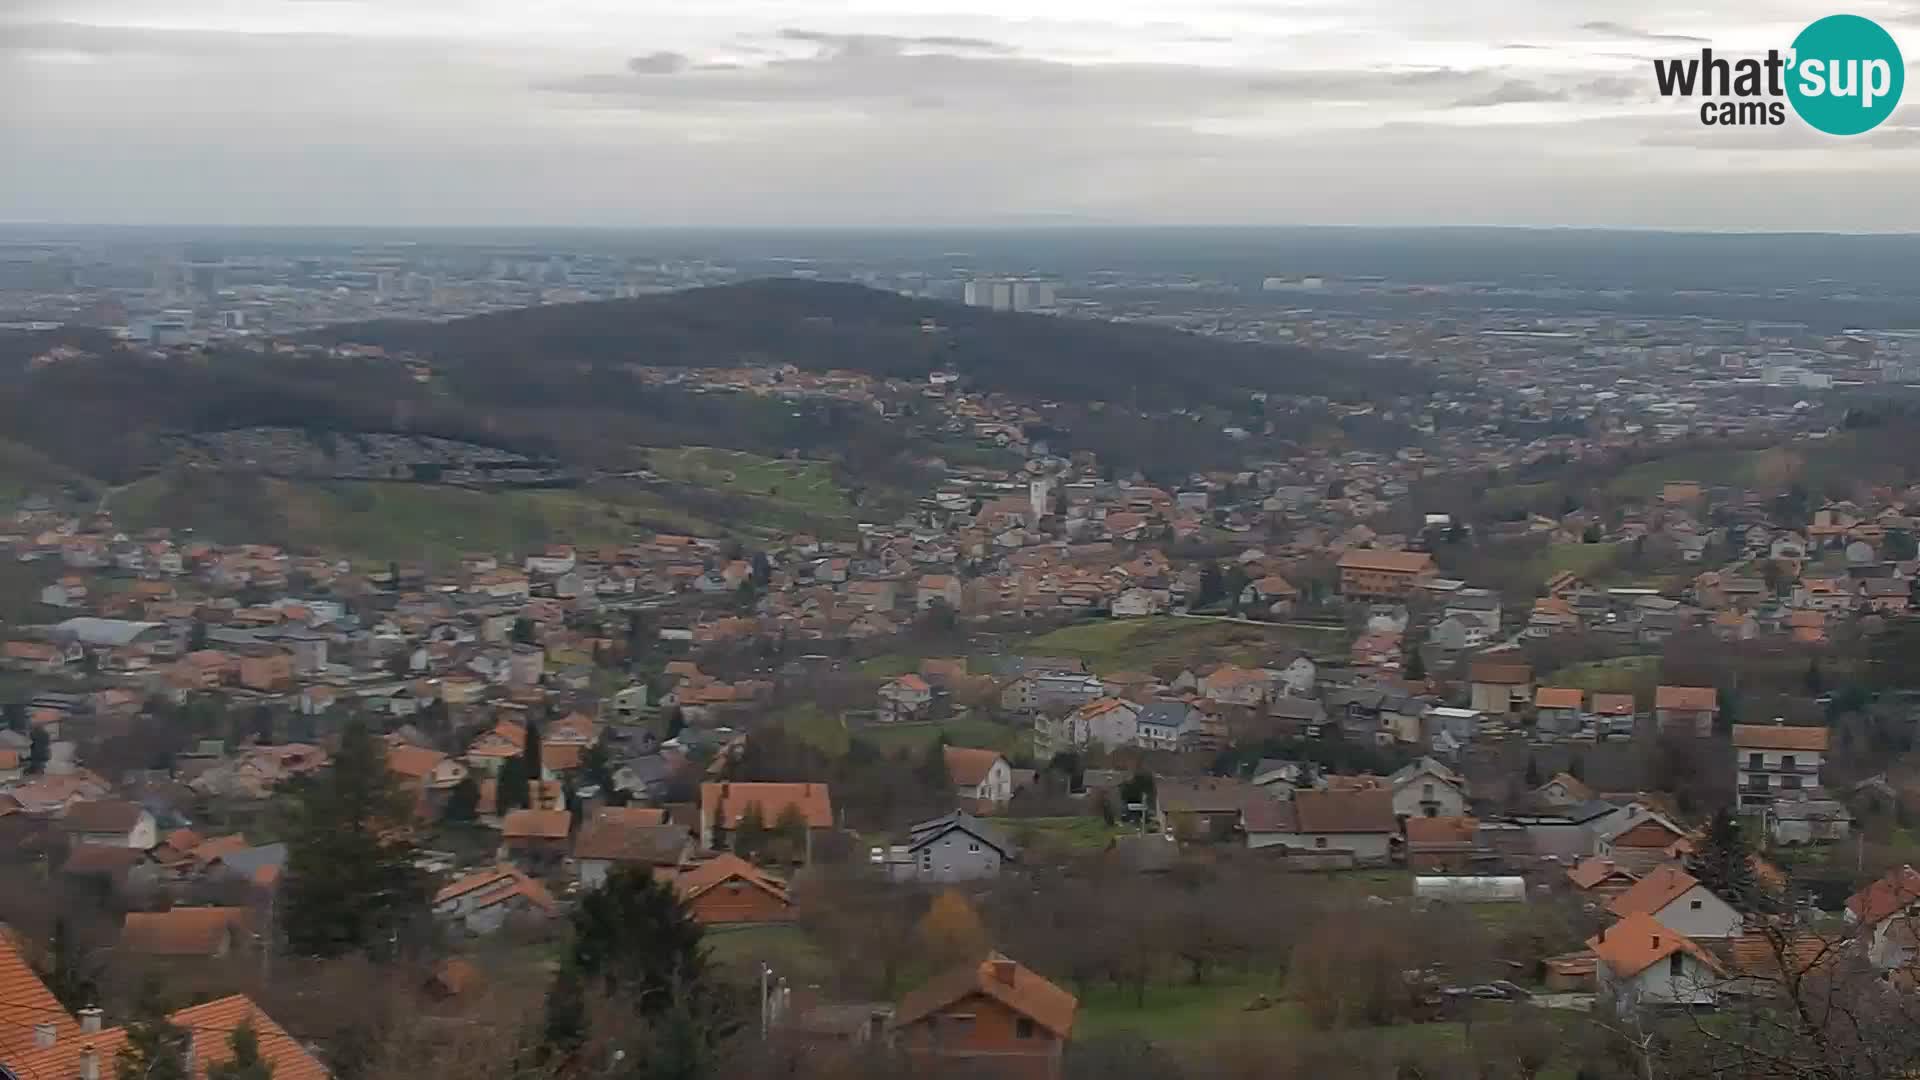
[1007,617,1349,675]
[112,472,724,564]
[0,437,97,503]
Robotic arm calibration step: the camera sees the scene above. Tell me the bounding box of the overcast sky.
[6,0,1920,229]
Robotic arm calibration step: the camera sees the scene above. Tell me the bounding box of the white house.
[57,800,158,850]
[1037,697,1142,755]
[1590,912,1725,1011]
[944,746,1013,809]
[1274,654,1317,698]
[878,673,934,722]
[1605,865,1745,940]
[1388,757,1469,819]
[1112,588,1168,618]
[1732,722,1829,810]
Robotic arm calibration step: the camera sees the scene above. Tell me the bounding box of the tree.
[915,738,953,799]
[27,728,49,775]
[1197,562,1226,609]
[523,714,544,780]
[188,621,209,652]
[1405,648,1427,681]
[443,775,480,823]
[731,802,768,861]
[496,755,532,813]
[511,617,537,645]
[917,890,989,971]
[1524,755,1543,788]
[1686,809,1758,908]
[750,552,772,588]
[1804,658,1826,698]
[770,803,809,864]
[2,702,25,732]
[116,991,189,1080]
[206,1023,274,1080]
[282,718,429,958]
[38,916,100,1013]
[564,866,712,1017]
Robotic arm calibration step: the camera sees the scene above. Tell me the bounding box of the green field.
[1604,448,1774,498]
[705,924,830,981]
[1076,976,1296,1040]
[780,704,851,756]
[0,438,96,504]
[856,715,1030,758]
[649,446,862,536]
[113,472,722,563]
[1004,617,1348,675]
[1546,655,1661,694]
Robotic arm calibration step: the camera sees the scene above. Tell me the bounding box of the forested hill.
[313,278,1417,406]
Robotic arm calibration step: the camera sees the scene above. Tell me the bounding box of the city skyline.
[7,0,1920,230]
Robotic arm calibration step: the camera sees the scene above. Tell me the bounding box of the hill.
[314,278,1413,407]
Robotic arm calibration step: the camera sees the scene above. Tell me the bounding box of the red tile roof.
[1607,865,1703,919]
[700,782,833,830]
[1655,685,1718,711]
[895,953,1078,1039]
[1730,724,1830,752]
[0,927,77,1060]
[1848,864,1920,926]
[120,908,250,957]
[943,747,1005,788]
[1586,912,1725,980]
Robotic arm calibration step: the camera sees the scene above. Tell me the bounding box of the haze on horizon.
[7,0,1920,232]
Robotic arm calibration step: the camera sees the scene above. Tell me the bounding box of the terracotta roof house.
[1404,815,1483,873]
[433,865,557,936]
[0,928,77,1061]
[660,854,794,925]
[499,808,572,874]
[1244,787,1397,864]
[1588,912,1725,1010]
[1566,857,1640,897]
[894,953,1078,1080]
[120,908,252,958]
[1606,864,1744,939]
[1654,685,1719,738]
[6,992,326,1080]
[698,782,834,856]
[572,811,691,891]
[1847,864,1920,927]
[1337,549,1437,599]
[944,747,1012,810]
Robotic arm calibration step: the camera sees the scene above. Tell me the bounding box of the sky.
[5,0,1920,230]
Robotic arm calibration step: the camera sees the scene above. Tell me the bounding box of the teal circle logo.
[1787,14,1904,135]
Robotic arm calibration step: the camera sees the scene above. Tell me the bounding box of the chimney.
[1652,936,1661,950]
[79,1007,103,1034]
[79,1043,99,1080]
[991,958,1017,987]
[33,1022,56,1049]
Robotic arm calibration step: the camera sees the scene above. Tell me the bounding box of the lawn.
[648,446,866,537]
[1539,542,1619,578]
[779,704,851,756]
[1002,816,1132,854]
[1004,616,1348,675]
[1546,655,1662,695]
[1075,976,1296,1040]
[704,924,831,982]
[1605,448,1772,498]
[855,715,1030,758]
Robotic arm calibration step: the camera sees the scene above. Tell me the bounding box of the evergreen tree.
[750,552,772,588]
[916,737,953,795]
[497,755,532,813]
[664,707,686,740]
[282,718,428,958]
[524,714,544,780]
[1196,562,1226,609]
[1686,808,1759,907]
[511,617,537,645]
[205,1023,274,1080]
[27,728,49,775]
[1568,754,1586,781]
[1524,755,1543,788]
[38,916,100,1013]
[731,802,768,860]
[188,621,209,652]
[2,702,25,732]
[116,990,189,1080]
[1405,648,1427,681]
[1804,659,1826,698]
[771,803,809,863]
[564,866,712,1016]
[443,775,480,823]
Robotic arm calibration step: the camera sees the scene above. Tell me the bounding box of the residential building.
[572,808,690,890]
[1337,549,1438,599]
[57,801,157,850]
[119,908,251,959]
[1732,721,1828,809]
[1765,796,1853,846]
[878,674,935,722]
[1606,865,1744,940]
[883,811,1018,883]
[1243,787,1397,862]
[1468,660,1533,715]
[945,746,1012,810]
[1654,685,1719,738]
[1388,757,1469,819]
[1589,912,1724,1011]
[1533,687,1586,736]
[662,854,794,925]
[893,953,1078,1080]
[433,865,558,935]
[698,782,834,855]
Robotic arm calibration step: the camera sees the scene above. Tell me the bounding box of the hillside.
[314,278,1414,407]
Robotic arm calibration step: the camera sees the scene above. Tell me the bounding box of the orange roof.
[666,853,790,910]
[1469,660,1532,685]
[1655,685,1718,711]
[386,744,449,780]
[1728,930,1840,979]
[889,673,931,693]
[500,808,572,841]
[1848,865,1920,925]
[895,953,1078,1039]
[1337,549,1436,574]
[592,806,667,827]
[1607,864,1705,919]
[1534,687,1584,710]
[1586,912,1725,980]
[8,994,326,1080]
[120,908,250,956]
[1567,857,1638,891]
[433,865,557,913]
[700,782,834,830]
[1592,693,1637,716]
[943,746,1006,788]
[543,743,587,772]
[1405,815,1478,845]
[1731,724,1830,752]
[0,927,78,1060]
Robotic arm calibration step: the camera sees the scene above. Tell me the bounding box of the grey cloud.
[1575,75,1647,102]
[1581,21,1708,44]
[774,28,1013,57]
[627,51,688,74]
[1451,80,1568,108]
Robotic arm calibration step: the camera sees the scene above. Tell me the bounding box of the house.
[662,853,794,925]
[698,782,834,856]
[1566,857,1640,900]
[6,993,328,1080]
[1037,697,1142,755]
[1589,912,1725,1011]
[1847,865,1920,969]
[433,864,558,935]
[1765,796,1853,846]
[1405,816,1483,873]
[120,907,252,959]
[879,674,935,722]
[0,926,78,1061]
[1595,807,1691,873]
[1387,757,1469,819]
[1337,549,1437,599]
[1242,575,1299,616]
[1591,693,1639,736]
[893,953,1077,1080]
[1244,787,1397,863]
[572,808,691,891]
[1606,864,1744,940]
[57,801,157,850]
[1133,701,1204,751]
[1732,722,1828,809]
[945,747,1012,810]
[1198,665,1271,707]
[1532,772,1596,807]
[1654,685,1719,738]
[499,809,573,875]
[885,811,1018,883]
[1468,660,1533,715]
[1533,687,1586,736]
[1156,777,1264,843]
[916,575,962,610]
